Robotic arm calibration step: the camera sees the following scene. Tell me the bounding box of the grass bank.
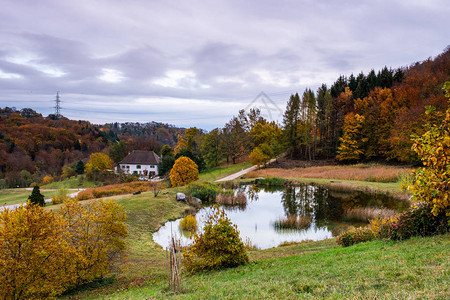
[199,161,252,182]
[64,188,190,299]
[42,176,99,189]
[85,234,449,299]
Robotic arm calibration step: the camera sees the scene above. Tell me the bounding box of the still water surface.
[153,184,408,249]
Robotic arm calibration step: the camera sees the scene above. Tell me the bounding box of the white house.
[117,150,160,178]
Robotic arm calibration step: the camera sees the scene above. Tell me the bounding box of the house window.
[126,165,130,169]
[133,171,138,175]
[137,165,141,169]
[122,165,126,169]
[150,165,154,168]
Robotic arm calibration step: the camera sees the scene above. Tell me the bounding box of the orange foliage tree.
[170,156,199,187]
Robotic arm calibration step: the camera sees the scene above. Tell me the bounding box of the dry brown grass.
[246,164,412,183]
[344,207,397,222]
[215,192,247,207]
[274,215,313,229]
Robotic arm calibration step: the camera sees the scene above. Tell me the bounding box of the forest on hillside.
[0,110,184,187]
[170,48,450,172]
[1,48,449,188]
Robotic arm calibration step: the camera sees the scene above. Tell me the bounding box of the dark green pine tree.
[28,186,45,206]
[75,160,85,174]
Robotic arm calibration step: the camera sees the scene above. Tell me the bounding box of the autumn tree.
[59,199,128,285]
[170,156,199,187]
[337,113,366,162]
[410,82,450,216]
[85,152,113,179]
[109,140,127,163]
[282,93,300,157]
[201,128,223,168]
[0,204,70,299]
[222,116,248,164]
[249,147,264,166]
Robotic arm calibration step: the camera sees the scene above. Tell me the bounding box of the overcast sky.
[0,0,448,129]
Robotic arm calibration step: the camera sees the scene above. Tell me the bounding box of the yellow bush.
[77,182,153,200]
[170,156,199,187]
[42,175,53,185]
[180,215,197,232]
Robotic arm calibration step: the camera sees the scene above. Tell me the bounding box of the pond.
[153,183,409,249]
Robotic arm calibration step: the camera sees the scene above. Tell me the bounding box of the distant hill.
[0,109,185,187]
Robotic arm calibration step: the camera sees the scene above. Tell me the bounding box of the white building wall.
[119,163,159,177]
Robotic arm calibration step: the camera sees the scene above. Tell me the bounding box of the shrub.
[410,82,450,216]
[170,156,199,187]
[274,215,312,230]
[183,206,248,273]
[42,175,54,185]
[52,188,70,204]
[186,181,221,202]
[369,216,398,239]
[256,177,285,186]
[385,202,448,240]
[336,227,376,247]
[180,215,197,232]
[77,182,154,200]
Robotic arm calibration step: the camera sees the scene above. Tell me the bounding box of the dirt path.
[214,159,276,182]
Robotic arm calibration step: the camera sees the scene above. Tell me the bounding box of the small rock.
[176,193,186,201]
[191,197,202,204]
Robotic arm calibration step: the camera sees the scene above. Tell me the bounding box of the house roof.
[119,150,160,165]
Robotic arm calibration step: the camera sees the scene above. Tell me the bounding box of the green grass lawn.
[0,188,59,206]
[87,234,449,299]
[63,188,190,299]
[199,161,252,182]
[42,176,99,189]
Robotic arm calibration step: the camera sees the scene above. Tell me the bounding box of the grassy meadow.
[0,188,59,206]
[42,175,100,189]
[37,161,448,299]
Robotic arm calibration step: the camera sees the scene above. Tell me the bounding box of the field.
[246,164,412,183]
[42,176,100,189]
[0,188,59,206]
[24,161,446,299]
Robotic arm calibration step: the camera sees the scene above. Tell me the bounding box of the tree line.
[159,47,450,173]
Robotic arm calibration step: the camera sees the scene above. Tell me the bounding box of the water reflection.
[153,183,409,250]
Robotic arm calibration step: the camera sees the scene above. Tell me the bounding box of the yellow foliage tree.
[85,152,113,177]
[410,81,450,216]
[59,199,128,286]
[170,156,199,187]
[0,199,128,299]
[337,113,367,162]
[0,204,70,299]
[249,147,264,166]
